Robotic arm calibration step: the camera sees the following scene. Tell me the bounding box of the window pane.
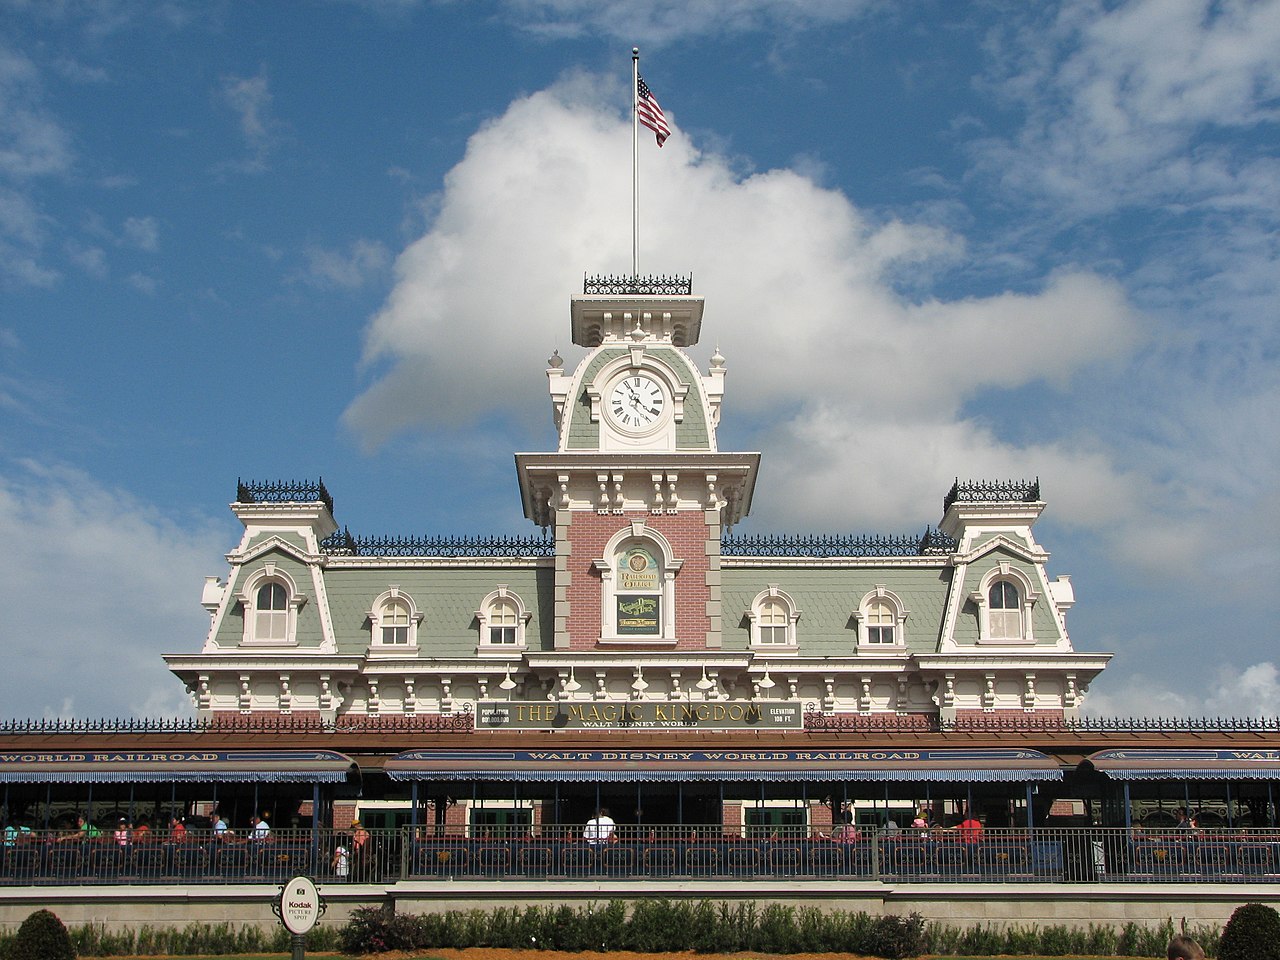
[990,581,1019,609]
[868,625,895,644]
[257,582,286,611]
[256,609,287,641]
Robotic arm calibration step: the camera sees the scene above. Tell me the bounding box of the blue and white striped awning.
[1089,749,1280,781]
[386,748,1062,783]
[0,750,357,784]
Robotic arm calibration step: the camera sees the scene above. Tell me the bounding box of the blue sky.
[1,0,1276,719]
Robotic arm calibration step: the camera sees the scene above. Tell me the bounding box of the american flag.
[636,75,671,147]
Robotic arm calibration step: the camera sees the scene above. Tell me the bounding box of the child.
[332,838,350,881]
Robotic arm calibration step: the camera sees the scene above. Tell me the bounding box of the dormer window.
[239,565,304,646]
[380,599,411,645]
[972,565,1039,644]
[369,588,422,653]
[854,587,908,652]
[255,583,288,642]
[747,586,800,650]
[477,586,532,654]
[988,581,1022,640]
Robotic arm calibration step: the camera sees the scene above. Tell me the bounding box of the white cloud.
[218,70,280,172]
[1086,661,1280,718]
[126,271,157,294]
[975,0,1280,216]
[302,238,391,290]
[122,215,159,251]
[0,462,225,718]
[346,78,1142,534]
[0,45,74,179]
[501,0,878,44]
[65,240,107,278]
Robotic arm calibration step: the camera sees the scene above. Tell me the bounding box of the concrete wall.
[1,881,1277,934]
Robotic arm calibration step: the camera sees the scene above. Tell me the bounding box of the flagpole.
[632,46,640,280]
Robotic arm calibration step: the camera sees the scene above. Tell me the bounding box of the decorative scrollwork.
[319,530,554,558]
[0,712,477,736]
[802,711,1280,735]
[237,478,334,514]
[583,274,693,296]
[721,528,956,558]
[943,477,1041,512]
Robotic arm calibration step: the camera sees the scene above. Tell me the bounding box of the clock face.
[608,374,666,431]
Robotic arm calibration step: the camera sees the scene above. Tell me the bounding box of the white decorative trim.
[746,584,800,652]
[476,584,533,654]
[853,585,909,652]
[237,564,305,646]
[970,564,1040,644]
[368,586,423,655]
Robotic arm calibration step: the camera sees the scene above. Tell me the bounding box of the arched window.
[854,587,908,652]
[255,582,288,642]
[592,522,682,645]
[748,586,800,649]
[239,566,304,646]
[477,586,531,653]
[369,588,422,652]
[865,597,896,645]
[971,565,1039,644]
[988,580,1022,640]
[380,599,411,645]
[488,597,519,645]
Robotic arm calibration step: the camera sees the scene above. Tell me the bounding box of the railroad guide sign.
[476,699,804,730]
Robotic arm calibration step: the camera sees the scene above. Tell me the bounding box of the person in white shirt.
[583,807,616,845]
[250,812,271,841]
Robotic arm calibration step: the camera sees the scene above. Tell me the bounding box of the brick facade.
[563,510,713,650]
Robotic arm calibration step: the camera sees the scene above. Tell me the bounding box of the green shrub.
[864,912,926,959]
[8,909,75,960]
[338,905,421,954]
[1219,902,1280,960]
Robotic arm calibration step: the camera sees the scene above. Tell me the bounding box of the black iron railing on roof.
[320,529,555,558]
[720,528,958,558]
[236,478,334,514]
[584,274,693,296]
[3,712,1279,737]
[802,710,1280,734]
[943,477,1041,512]
[0,712,474,736]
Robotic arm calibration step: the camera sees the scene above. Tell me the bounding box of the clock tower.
[516,276,760,659]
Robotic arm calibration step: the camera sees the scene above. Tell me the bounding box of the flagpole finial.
[633,47,639,57]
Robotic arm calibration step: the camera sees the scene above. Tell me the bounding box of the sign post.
[271,875,325,960]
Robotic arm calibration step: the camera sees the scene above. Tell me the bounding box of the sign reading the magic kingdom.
[475,700,804,731]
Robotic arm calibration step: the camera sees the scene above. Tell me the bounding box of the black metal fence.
[3,826,1277,885]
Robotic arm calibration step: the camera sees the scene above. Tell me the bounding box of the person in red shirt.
[958,811,984,844]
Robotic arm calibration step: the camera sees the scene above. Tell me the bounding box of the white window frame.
[238,564,304,646]
[368,587,423,654]
[853,585,908,652]
[747,585,800,651]
[592,521,682,645]
[971,563,1039,644]
[476,585,532,656]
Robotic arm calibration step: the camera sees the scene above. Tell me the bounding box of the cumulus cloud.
[344,74,1155,546]
[0,462,225,718]
[1086,661,1280,718]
